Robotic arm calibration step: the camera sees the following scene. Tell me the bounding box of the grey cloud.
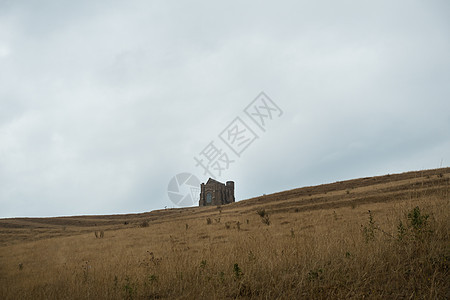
[0,0,449,217]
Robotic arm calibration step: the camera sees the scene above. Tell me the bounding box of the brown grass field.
[0,168,449,299]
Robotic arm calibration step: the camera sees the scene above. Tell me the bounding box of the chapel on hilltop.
[199,178,235,206]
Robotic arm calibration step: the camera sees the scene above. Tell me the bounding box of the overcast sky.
[0,1,449,218]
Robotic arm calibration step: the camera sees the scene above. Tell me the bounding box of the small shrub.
[218,271,225,284]
[397,220,406,241]
[406,206,431,241]
[148,274,158,284]
[408,206,429,232]
[261,215,270,226]
[94,231,104,238]
[123,276,135,300]
[200,260,207,269]
[114,276,118,289]
[141,221,149,228]
[362,210,375,242]
[233,263,243,280]
[256,209,267,218]
[206,218,212,225]
[307,268,324,281]
[257,209,270,225]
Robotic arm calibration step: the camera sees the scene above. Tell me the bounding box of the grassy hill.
[0,168,449,299]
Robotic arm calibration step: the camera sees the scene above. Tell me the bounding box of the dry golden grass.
[0,168,449,299]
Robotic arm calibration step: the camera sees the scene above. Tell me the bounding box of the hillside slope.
[1,168,448,245]
[0,168,449,299]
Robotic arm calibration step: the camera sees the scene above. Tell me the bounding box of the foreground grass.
[0,194,448,299]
